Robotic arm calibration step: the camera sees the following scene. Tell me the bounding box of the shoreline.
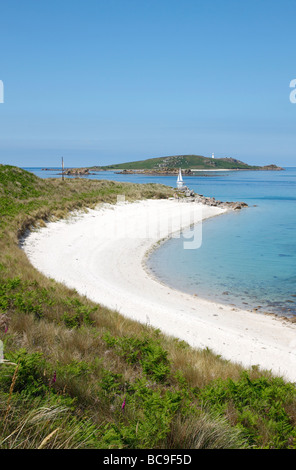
[144,223,296,322]
[22,199,296,383]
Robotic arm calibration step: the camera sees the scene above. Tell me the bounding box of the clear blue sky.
[0,0,296,167]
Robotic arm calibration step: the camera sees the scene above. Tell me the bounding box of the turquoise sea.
[24,167,296,318]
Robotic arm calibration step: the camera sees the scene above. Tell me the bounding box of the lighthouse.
[212,153,215,159]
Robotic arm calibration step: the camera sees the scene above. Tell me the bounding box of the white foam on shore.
[22,199,296,382]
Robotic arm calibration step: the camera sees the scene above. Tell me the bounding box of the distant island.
[42,154,283,176]
[90,155,284,174]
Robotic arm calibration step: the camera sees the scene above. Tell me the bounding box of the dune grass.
[0,165,296,449]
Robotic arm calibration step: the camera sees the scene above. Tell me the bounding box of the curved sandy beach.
[22,199,296,382]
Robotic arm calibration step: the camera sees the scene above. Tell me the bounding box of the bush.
[198,372,296,448]
[103,333,171,383]
[62,298,96,328]
[0,349,50,398]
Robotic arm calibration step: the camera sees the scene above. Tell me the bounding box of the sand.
[22,199,296,382]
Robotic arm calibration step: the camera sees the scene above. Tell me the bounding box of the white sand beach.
[22,199,296,382]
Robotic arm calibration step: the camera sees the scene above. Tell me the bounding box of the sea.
[24,166,296,318]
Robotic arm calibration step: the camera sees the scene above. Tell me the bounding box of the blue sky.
[0,0,296,167]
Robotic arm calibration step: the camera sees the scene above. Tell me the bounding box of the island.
[90,155,284,174]
[42,155,283,177]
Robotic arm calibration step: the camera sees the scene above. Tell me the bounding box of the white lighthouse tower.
[212,152,215,159]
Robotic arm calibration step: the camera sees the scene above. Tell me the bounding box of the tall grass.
[0,396,99,449]
[0,165,295,449]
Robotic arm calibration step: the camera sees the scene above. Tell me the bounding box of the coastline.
[22,199,296,383]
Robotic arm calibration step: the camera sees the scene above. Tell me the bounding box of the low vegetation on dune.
[0,164,296,449]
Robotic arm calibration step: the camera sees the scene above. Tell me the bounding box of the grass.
[0,164,295,449]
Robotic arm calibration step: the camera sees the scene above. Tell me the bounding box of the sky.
[0,0,296,167]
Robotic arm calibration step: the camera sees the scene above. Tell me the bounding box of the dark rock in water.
[278,253,291,257]
[195,194,248,211]
[222,291,229,295]
[231,201,248,210]
[217,201,248,210]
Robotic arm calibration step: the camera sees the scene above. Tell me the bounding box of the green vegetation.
[0,164,295,449]
[93,154,281,171]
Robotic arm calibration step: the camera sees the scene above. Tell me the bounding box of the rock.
[233,203,242,210]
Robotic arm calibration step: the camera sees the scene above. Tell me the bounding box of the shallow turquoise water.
[25,167,296,317]
[147,168,296,317]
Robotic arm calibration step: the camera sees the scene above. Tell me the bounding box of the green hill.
[93,155,282,171]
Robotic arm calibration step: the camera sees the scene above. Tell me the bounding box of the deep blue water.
[24,167,296,317]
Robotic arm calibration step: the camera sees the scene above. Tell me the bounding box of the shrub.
[0,349,49,398]
[103,333,171,382]
[198,372,296,448]
[62,298,96,328]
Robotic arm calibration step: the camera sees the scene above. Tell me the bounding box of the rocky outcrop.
[63,168,92,176]
[259,164,284,171]
[43,167,96,176]
[56,168,96,176]
[177,192,248,210]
